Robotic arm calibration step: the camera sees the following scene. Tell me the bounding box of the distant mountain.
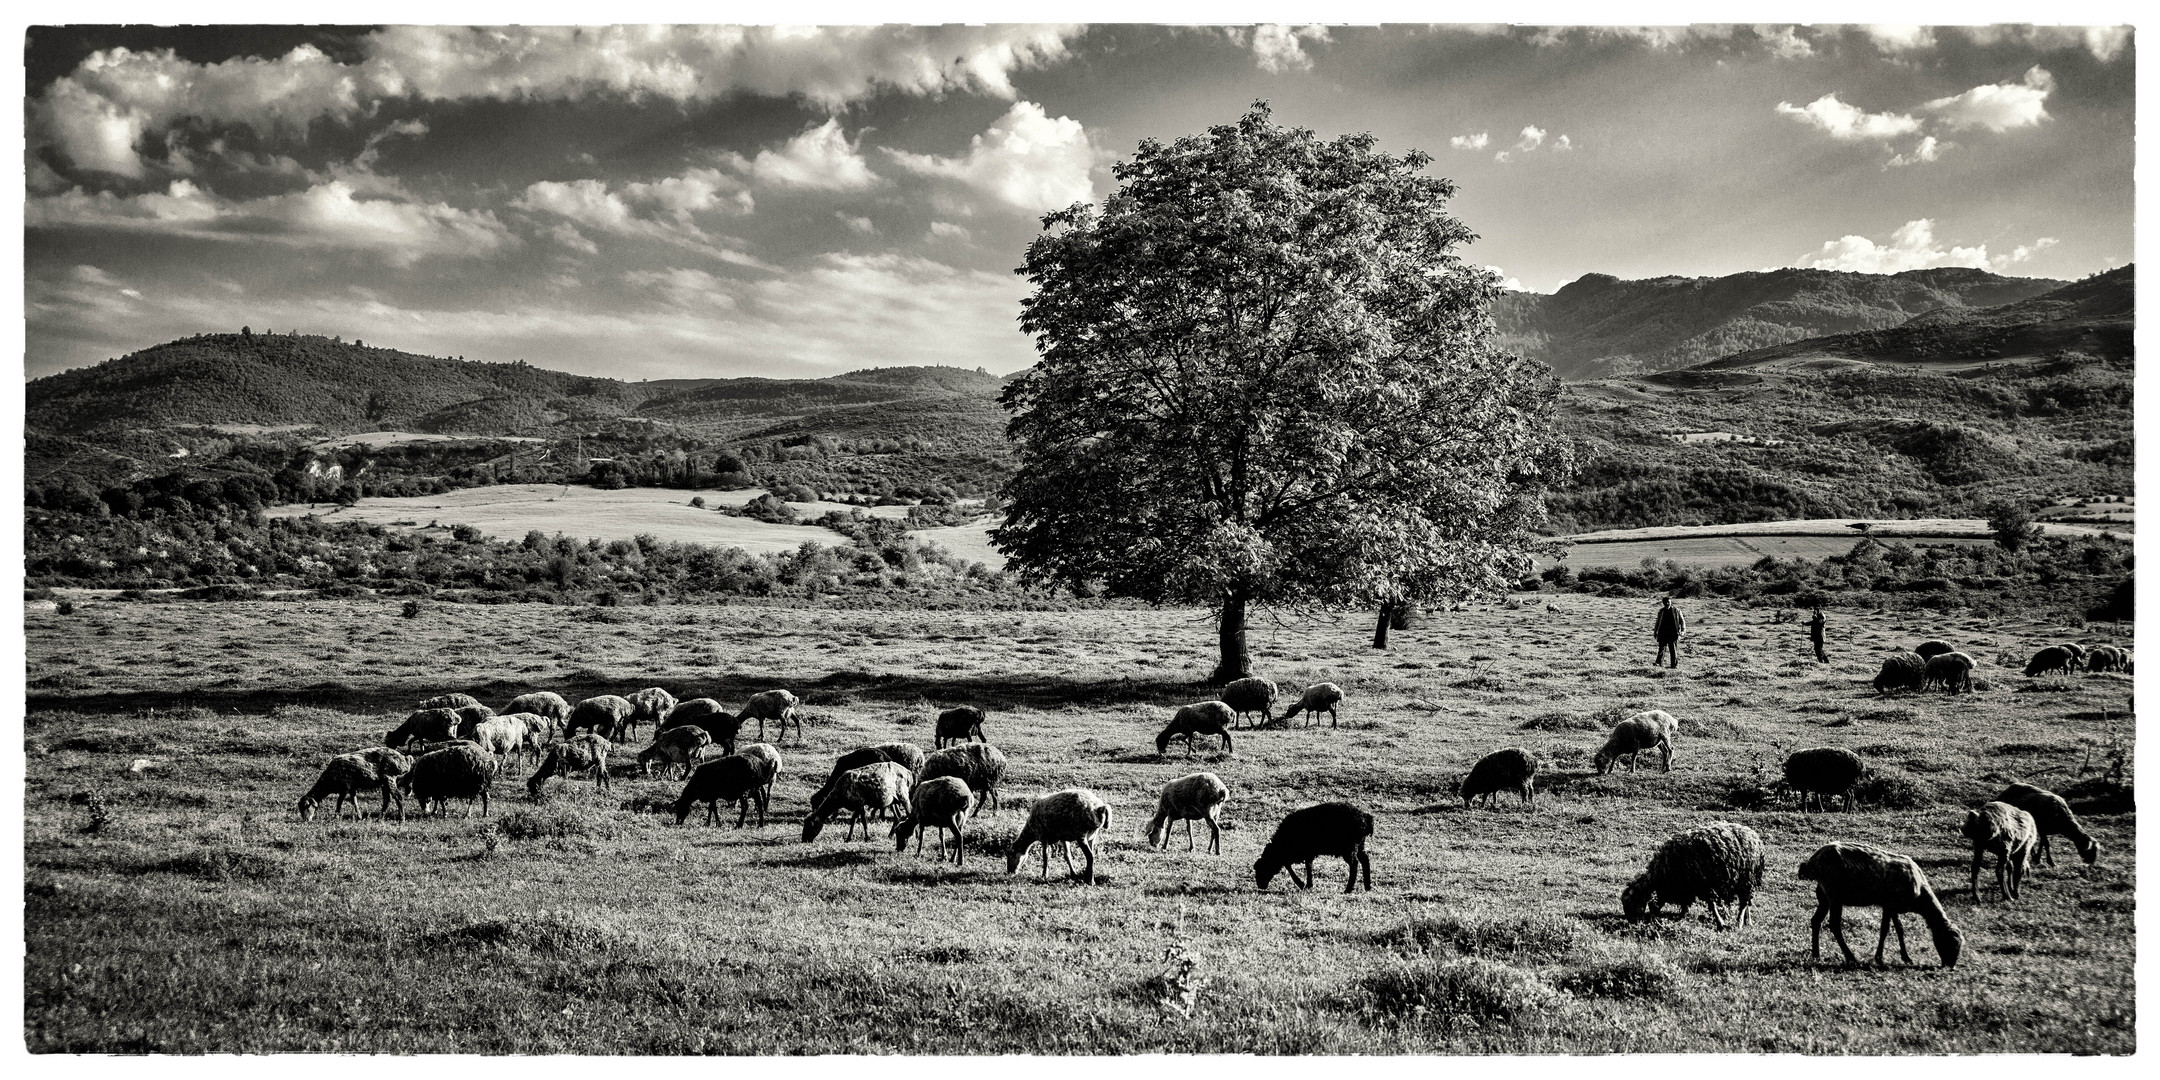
[1495,266,2068,380]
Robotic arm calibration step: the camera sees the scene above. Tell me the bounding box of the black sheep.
[675,754,772,827]
[1782,747,1864,812]
[658,698,745,755]
[1255,802,1373,893]
[1872,652,1928,694]
[1460,747,1538,809]
[935,706,987,748]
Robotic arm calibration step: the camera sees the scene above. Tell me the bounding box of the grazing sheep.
[1621,822,1764,929]
[1144,772,1229,854]
[1963,801,2039,902]
[296,747,412,821]
[872,741,927,775]
[2024,645,2081,678]
[675,753,773,827]
[1006,788,1113,884]
[1156,701,1236,757]
[1912,640,1955,660]
[1461,748,1538,808]
[1782,747,1865,812]
[400,743,499,818]
[1997,782,2100,867]
[1799,841,1963,968]
[503,692,570,722]
[1594,710,1677,774]
[386,707,460,750]
[501,712,557,757]
[1254,802,1374,893]
[565,695,636,741]
[803,762,914,842]
[1278,682,1344,728]
[2084,644,2130,673]
[1220,677,1278,728]
[467,715,530,771]
[736,689,801,744]
[623,687,676,743]
[893,775,973,864]
[526,734,612,797]
[419,693,482,711]
[1872,652,1929,694]
[658,699,745,755]
[935,706,987,749]
[919,743,1007,817]
[1923,651,1976,693]
[638,725,714,780]
[736,743,783,818]
[449,704,497,739]
[812,745,924,815]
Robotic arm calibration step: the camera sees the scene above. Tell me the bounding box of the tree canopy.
[995,103,1568,679]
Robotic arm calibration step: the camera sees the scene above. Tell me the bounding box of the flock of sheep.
[292,634,2121,970]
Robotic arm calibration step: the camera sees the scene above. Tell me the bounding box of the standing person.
[1654,597,1685,668]
[1808,606,1828,663]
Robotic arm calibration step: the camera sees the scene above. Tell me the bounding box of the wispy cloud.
[1921,66,2054,132]
[1774,94,1922,140]
[28,179,516,266]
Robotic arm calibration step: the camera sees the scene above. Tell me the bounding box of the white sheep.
[893,775,974,864]
[1220,677,1278,728]
[736,742,784,820]
[1144,772,1228,854]
[623,687,676,742]
[1962,800,2038,902]
[1798,841,1963,968]
[1007,788,1114,884]
[1278,682,1344,728]
[503,691,570,723]
[737,689,802,744]
[1594,709,1677,774]
[467,715,530,772]
[803,762,912,842]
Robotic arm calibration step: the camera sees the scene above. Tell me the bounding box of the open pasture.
[22,596,2135,1053]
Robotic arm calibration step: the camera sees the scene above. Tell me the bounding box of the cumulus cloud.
[1449,132,1489,151]
[1994,237,2061,268]
[1552,134,1573,152]
[1921,66,2054,132]
[1774,93,1922,140]
[1755,25,1814,59]
[729,119,877,191]
[1959,24,2129,62]
[1885,135,1948,168]
[1494,150,1513,163]
[1796,218,2056,275]
[1249,25,1331,73]
[26,179,515,265]
[1864,25,1937,54]
[886,101,1098,213]
[513,166,755,261]
[1483,265,1528,292]
[1515,126,1547,152]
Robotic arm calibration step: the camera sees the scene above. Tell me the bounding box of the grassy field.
[22,595,2135,1054]
[264,484,850,553]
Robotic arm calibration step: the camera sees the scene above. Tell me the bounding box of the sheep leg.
[1826,906,1860,966]
[1706,900,1727,930]
[1358,847,1372,891]
[1809,901,1827,960]
[2037,835,2055,867]
[1341,854,1358,894]
[1077,839,1097,884]
[1185,818,1196,853]
[1970,850,1985,901]
[1206,813,1222,855]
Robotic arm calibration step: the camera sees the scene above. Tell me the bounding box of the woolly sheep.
[622,687,676,743]
[812,744,922,814]
[1594,710,1676,774]
[892,776,973,864]
[1872,652,1929,694]
[565,695,636,741]
[803,762,914,842]
[1156,701,1235,757]
[1782,747,1864,812]
[1912,640,1955,660]
[1799,841,1962,968]
[1923,651,1975,693]
[1622,822,1764,929]
[467,715,529,770]
[1278,682,1344,728]
[658,698,744,755]
[736,743,784,817]
[296,747,412,821]
[919,743,1007,817]
[2024,645,2081,678]
[935,706,987,749]
[503,692,570,722]
[1006,788,1113,884]
[500,712,557,757]
[1997,782,2100,867]
[386,707,460,750]
[1963,801,2038,902]
[526,734,612,797]
[1144,772,1229,854]
[2084,644,2130,673]
[638,725,714,780]
[872,741,927,775]
[676,753,773,827]
[736,689,801,744]
[1461,748,1538,808]
[2058,642,2089,662]
[449,704,497,739]
[1220,677,1278,728]
[1254,802,1373,893]
[400,743,499,818]
[419,693,482,711]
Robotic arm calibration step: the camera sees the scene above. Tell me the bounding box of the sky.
[18,16,2137,382]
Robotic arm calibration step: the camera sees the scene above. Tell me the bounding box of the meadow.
[22,595,2135,1053]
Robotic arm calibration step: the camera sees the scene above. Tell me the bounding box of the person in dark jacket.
[1808,606,1827,663]
[1654,597,1684,668]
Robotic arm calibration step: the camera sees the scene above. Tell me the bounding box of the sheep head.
[1619,876,1656,921]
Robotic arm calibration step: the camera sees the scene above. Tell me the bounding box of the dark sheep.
[1461,747,1538,809]
[1220,677,1278,729]
[565,695,636,741]
[1912,640,1955,660]
[1156,701,1235,757]
[658,698,745,755]
[1872,652,1928,694]
[1923,651,1975,693]
[893,776,973,864]
[526,734,611,796]
[1962,801,2038,901]
[400,743,499,818]
[2083,644,2130,673]
[386,707,460,750]
[918,743,1007,817]
[2024,645,2081,678]
[1254,802,1373,893]
[638,725,713,780]
[675,753,772,827]
[935,706,987,749]
[1997,782,2100,866]
[1782,747,1865,812]
[1622,822,1765,929]
[1799,841,1962,968]
[297,747,412,821]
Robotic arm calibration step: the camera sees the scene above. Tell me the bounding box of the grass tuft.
[496,804,620,841]
[1356,956,1558,1027]
[1376,910,1588,961]
[1853,768,1932,809]
[1552,949,1683,999]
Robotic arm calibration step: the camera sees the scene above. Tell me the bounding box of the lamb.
[918,743,1006,817]
[1781,747,1864,812]
[467,715,531,771]
[1156,701,1236,757]
[736,689,801,744]
[1594,710,1676,774]
[1798,841,1963,968]
[622,687,676,743]
[735,742,784,819]
[419,693,482,710]
[1005,788,1114,884]
[1912,640,1955,660]
[1143,772,1228,854]
[565,695,635,741]
[2083,644,2130,673]
[503,712,558,757]
[812,744,926,814]
[1922,650,1975,693]
[1277,682,1344,728]
[1220,677,1278,728]
[1872,652,1929,694]
[503,691,570,723]
[526,734,612,797]
[1621,822,1764,929]
[2024,645,2081,678]
[637,725,714,780]
[935,706,987,748]
[1460,748,1538,808]
[675,753,775,827]
[296,747,412,821]
[803,762,914,842]
[1997,782,2100,867]
[657,698,745,755]
[1254,802,1374,893]
[385,707,460,750]
[1963,801,2039,902]
[893,776,974,864]
[400,743,499,818]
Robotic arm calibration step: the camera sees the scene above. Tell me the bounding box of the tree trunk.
[1212,592,1251,682]
[1372,603,1394,650]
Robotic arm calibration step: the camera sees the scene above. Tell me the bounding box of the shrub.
[495,804,616,841]
[401,599,422,618]
[1853,768,1931,809]
[1358,956,1558,1027]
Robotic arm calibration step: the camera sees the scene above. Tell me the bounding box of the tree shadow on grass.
[763,848,882,870]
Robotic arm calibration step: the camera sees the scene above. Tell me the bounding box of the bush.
[1357,956,1558,1027]
[450,523,483,543]
[1853,768,1932,810]
[401,599,422,618]
[495,804,616,841]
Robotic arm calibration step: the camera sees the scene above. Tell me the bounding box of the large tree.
[995,104,1568,681]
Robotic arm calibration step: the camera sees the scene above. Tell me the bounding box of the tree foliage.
[995,104,1568,677]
